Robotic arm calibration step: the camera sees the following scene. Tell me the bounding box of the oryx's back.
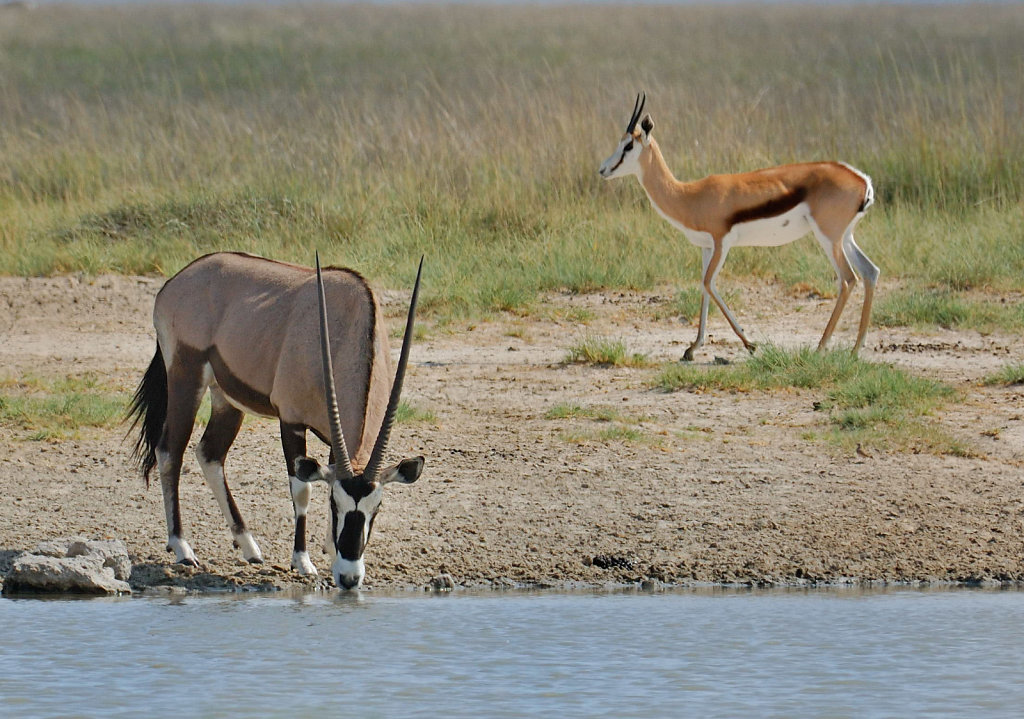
[153,252,390,463]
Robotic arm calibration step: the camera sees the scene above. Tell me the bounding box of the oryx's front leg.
[281,421,318,576]
[196,389,263,564]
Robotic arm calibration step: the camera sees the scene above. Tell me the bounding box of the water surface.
[1,588,1022,718]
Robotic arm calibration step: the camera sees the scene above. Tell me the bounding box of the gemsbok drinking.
[128,251,425,589]
[599,93,879,360]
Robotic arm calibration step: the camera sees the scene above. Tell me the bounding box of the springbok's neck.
[636,139,693,229]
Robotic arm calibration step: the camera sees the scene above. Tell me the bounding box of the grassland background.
[1,2,1023,321]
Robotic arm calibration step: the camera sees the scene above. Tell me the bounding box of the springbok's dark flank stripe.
[729,186,808,227]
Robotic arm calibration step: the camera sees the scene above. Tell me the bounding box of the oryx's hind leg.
[281,421,318,576]
[157,346,207,566]
[196,388,263,564]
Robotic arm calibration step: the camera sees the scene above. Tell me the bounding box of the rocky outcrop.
[2,538,132,595]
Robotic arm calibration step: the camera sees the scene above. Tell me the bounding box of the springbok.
[599,93,879,360]
[128,251,424,590]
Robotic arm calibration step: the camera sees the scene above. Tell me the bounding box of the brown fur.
[154,252,390,466]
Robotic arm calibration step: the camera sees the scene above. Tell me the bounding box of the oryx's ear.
[294,456,329,483]
[380,456,425,485]
[639,114,654,144]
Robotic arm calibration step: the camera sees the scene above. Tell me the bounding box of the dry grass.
[1,3,1022,324]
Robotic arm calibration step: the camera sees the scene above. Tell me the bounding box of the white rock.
[67,539,132,581]
[2,537,132,595]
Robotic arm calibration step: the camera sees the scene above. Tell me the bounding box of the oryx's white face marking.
[599,133,643,180]
[294,455,424,590]
[329,478,384,590]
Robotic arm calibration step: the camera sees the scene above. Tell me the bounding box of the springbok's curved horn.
[625,91,646,133]
[315,252,354,479]
[364,255,423,483]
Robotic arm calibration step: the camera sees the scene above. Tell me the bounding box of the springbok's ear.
[639,114,654,143]
[380,456,425,485]
[294,456,329,483]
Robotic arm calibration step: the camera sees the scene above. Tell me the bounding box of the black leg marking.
[198,393,247,533]
[281,421,310,556]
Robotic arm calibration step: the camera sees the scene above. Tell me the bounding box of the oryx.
[128,251,425,589]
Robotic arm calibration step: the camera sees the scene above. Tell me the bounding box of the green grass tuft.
[874,289,1024,333]
[564,335,648,368]
[654,345,960,454]
[546,402,655,445]
[983,363,1024,386]
[395,401,437,424]
[0,374,127,440]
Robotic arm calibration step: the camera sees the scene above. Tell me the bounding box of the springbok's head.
[598,92,655,180]
[295,254,425,591]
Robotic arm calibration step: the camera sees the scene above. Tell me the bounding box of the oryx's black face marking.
[328,476,384,589]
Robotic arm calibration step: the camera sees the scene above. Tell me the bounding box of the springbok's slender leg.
[281,422,317,575]
[845,233,880,353]
[684,247,714,362]
[702,241,756,355]
[156,349,206,566]
[196,388,263,564]
[815,225,864,352]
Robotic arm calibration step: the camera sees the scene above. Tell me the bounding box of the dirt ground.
[1,272,1022,593]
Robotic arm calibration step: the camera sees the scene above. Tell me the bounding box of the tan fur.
[154,252,390,467]
[607,124,877,357]
[638,138,868,240]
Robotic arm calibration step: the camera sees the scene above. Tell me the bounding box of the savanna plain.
[1,3,1023,592]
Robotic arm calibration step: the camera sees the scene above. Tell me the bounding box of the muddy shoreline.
[1,275,1023,594]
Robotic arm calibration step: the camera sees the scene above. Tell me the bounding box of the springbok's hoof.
[247,556,264,565]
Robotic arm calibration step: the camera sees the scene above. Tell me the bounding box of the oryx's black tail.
[127,345,167,486]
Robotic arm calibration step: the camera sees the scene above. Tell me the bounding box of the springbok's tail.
[127,345,167,485]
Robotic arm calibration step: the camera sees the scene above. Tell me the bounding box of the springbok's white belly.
[653,201,815,250]
[728,203,814,248]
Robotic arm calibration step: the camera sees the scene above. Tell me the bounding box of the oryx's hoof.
[247,556,264,565]
[177,557,200,567]
[292,551,319,576]
[682,347,696,362]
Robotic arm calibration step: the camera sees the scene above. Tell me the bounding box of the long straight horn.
[364,256,423,482]
[625,91,646,133]
[315,252,354,479]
